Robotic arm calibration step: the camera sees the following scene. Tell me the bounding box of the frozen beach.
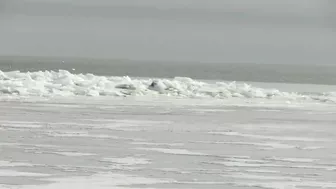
[1,0,335,188]
[0,95,336,189]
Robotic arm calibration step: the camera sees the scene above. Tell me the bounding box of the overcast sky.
[0,0,334,64]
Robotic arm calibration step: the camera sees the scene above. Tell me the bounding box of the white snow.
[0,124,42,129]
[157,168,192,174]
[101,157,151,166]
[11,173,172,189]
[208,161,281,168]
[136,147,207,156]
[245,169,280,173]
[265,157,318,163]
[45,131,111,139]
[0,170,49,177]
[195,141,296,149]
[209,131,332,142]
[233,181,336,189]
[0,121,43,128]
[223,173,301,181]
[0,94,336,188]
[53,152,96,157]
[132,142,184,147]
[0,161,34,167]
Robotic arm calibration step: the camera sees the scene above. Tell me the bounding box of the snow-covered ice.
[1,70,336,103]
[52,152,96,157]
[136,147,208,156]
[101,157,151,166]
[0,94,336,188]
[0,170,49,177]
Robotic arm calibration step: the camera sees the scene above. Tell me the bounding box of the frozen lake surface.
[0,97,335,189]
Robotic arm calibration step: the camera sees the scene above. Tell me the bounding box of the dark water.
[1,56,336,85]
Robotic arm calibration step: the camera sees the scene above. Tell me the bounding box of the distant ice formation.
[0,70,334,103]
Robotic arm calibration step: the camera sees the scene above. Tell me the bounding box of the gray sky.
[0,0,334,64]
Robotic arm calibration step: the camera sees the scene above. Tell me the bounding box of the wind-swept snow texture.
[0,98,335,188]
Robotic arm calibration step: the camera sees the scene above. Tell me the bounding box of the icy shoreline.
[0,70,335,103]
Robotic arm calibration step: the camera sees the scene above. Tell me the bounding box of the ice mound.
[0,70,333,102]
